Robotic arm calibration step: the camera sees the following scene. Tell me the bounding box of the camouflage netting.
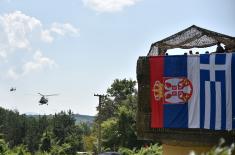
[148,25,235,56]
[136,57,235,146]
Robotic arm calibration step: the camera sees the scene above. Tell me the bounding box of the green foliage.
[98,79,137,122]
[1,109,26,148]
[50,143,73,155]
[92,78,151,151]
[118,147,135,155]
[194,139,235,155]
[52,110,76,145]
[93,78,151,151]
[40,132,52,152]
[0,107,93,154]
[117,105,136,146]
[64,127,84,154]
[83,135,96,152]
[134,144,162,155]
[101,118,119,150]
[24,117,41,153]
[10,144,31,155]
[0,140,31,155]
[107,78,136,103]
[35,151,51,155]
[73,114,94,125]
[98,97,116,122]
[0,78,150,154]
[205,146,234,155]
[78,122,92,136]
[0,138,8,154]
[118,144,162,155]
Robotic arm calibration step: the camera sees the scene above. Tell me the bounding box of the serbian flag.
[150,54,235,130]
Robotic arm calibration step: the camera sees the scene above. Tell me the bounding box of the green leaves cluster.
[0,108,92,154]
[118,144,162,155]
[95,78,147,151]
[196,139,235,155]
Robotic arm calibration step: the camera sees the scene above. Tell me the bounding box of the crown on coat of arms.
[152,77,193,103]
[152,81,164,101]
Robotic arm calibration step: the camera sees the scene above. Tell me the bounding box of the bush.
[118,147,134,155]
[0,139,8,154]
[118,144,162,155]
[191,139,235,155]
[135,144,162,155]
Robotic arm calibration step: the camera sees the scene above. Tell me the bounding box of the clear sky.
[0,0,234,116]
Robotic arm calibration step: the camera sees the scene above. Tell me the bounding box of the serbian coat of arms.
[152,77,193,104]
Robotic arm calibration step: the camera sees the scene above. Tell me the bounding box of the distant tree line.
[0,78,156,155]
[0,107,94,154]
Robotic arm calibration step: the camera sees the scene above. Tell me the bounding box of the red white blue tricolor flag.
[150,53,235,130]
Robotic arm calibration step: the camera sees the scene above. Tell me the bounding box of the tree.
[52,110,75,145]
[50,143,72,155]
[40,132,52,152]
[83,135,97,152]
[2,109,26,148]
[11,144,31,155]
[95,78,142,150]
[0,138,8,154]
[98,79,137,122]
[78,122,92,136]
[38,115,50,135]
[64,125,84,154]
[118,144,162,155]
[96,78,153,150]
[101,118,119,150]
[98,97,116,122]
[107,79,136,103]
[0,107,93,154]
[116,105,136,148]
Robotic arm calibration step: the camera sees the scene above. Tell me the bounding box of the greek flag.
[187,53,235,130]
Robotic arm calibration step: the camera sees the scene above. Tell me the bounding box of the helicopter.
[10,87,16,92]
[38,93,58,105]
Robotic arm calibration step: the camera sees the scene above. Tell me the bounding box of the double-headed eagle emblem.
[152,77,193,104]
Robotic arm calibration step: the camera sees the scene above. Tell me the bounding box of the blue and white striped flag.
[187,53,234,130]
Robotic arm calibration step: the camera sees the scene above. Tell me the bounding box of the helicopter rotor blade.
[44,94,59,97]
[24,93,38,96]
[38,93,44,96]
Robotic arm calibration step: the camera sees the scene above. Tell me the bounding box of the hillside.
[25,113,95,124]
[73,114,95,124]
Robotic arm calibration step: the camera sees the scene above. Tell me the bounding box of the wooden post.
[94,94,106,154]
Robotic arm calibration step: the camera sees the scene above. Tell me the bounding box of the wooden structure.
[137,25,235,154]
[136,56,235,147]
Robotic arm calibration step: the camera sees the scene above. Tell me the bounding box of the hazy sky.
[0,0,234,115]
